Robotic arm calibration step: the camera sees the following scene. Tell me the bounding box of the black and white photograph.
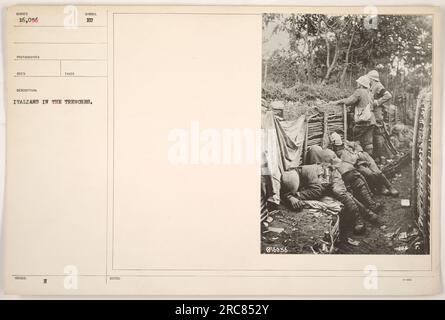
[1,4,442,297]
[261,13,432,255]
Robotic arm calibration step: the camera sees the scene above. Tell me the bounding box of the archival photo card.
[261,13,433,255]
[2,5,441,296]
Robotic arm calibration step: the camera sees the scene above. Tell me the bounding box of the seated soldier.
[281,163,368,235]
[326,135,384,215]
[330,133,399,197]
[346,141,399,197]
[306,145,380,222]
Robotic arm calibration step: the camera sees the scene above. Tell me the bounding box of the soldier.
[348,141,399,197]
[329,76,375,156]
[329,132,398,196]
[281,165,365,235]
[281,151,380,235]
[328,137,384,215]
[367,70,393,159]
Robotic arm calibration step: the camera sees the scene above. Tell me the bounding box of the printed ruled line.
[14,58,107,61]
[14,75,107,78]
[112,12,115,271]
[13,42,107,45]
[11,274,435,279]
[110,267,432,272]
[106,8,109,285]
[13,274,103,277]
[13,25,106,28]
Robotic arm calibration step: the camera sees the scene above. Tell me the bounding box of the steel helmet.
[356,75,370,89]
[367,70,380,82]
[281,170,300,194]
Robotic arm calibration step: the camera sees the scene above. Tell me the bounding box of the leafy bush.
[263,82,353,103]
[262,82,353,120]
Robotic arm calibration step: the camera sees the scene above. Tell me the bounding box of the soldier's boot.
[375,173,389,195]
[355,181,384,214]
[335,191,364,235]
[389,187,399,197]
[365,210,381,225]
[353,214,366,235]
[353,197,381,225]
[377,174,399,197]
[379,185,390,196]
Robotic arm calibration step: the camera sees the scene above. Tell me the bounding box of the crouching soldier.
[281,163,367,235]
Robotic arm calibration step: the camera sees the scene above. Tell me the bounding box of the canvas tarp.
[261,110,307,204]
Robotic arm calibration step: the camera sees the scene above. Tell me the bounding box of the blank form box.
[12,59,60,77]
[62,60,107,77]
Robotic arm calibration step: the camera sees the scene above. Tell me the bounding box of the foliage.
[262,14,432,93]
[263,82,352,102]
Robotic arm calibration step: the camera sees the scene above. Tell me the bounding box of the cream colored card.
[3,5,441,295]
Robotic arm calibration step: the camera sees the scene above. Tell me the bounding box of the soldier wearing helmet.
[367,70,392,110]
[366,70,393,159]
[328,76,376,156]
[281,165,325,212]
[281,159,370,235]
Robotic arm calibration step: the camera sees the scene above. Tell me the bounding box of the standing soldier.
[329,76,375,156]
[366,70,393,160]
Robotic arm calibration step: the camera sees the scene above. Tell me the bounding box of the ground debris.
[347,238,360,246]
[268,227,284,234]
[385,226,401,239]
[408,228,419,237]
[394,245,409,253]
[401,199,410,207]
[398,232,408,240]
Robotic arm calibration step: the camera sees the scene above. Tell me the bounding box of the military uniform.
[301,147,377,234]
[333,146,382,213]
[337,88,376,156]
[369,72,393,159]
[284,164,326,201]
